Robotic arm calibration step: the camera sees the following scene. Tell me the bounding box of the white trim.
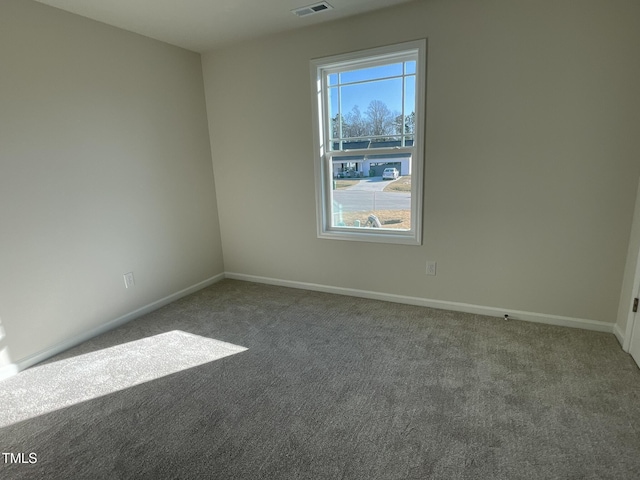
[0,364,19,382]
[310,39,426,246]
[0,273,225,380]
[618,176,640,356]
[614,323,626,347]
[2,270,616,382]
[329,147,414,157]
[622,246,640,352]
[312,226,421,245]
[225,272,614,334]
[321,50,417,75]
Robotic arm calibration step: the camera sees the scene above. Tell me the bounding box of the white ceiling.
[33,0,415,53]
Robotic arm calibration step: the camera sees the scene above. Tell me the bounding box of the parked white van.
[382,168,399,180]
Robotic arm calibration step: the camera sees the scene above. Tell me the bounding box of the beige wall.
[0,0,223,366]
[202,0,640,324]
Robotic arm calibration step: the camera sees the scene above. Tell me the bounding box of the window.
[311,40,426,245]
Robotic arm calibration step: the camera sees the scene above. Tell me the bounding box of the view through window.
[312,40,426,244]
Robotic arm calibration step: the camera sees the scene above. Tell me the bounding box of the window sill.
[318,227,422,245]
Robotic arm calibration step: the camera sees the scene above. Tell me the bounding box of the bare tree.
[333,102,411,140]
[366,100,394,136]
[344,105,367,139]
[331,113,346,139]
[395,111,415,134]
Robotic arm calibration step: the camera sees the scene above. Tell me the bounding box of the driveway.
[344,176,397,192]
[333,176,410,212]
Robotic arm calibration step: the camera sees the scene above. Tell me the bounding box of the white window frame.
[310,40,426,245]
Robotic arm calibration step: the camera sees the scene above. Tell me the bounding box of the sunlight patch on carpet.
[0,331,247,428]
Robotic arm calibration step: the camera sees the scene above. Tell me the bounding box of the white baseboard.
[0,364,19,382]
[225,272,614,334]
[613,323,626,349]
[2,271,615,381]
[2,273,225,379]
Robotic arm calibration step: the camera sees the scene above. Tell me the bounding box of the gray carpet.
[1,279,640,479]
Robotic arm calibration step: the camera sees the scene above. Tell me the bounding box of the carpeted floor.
[1,279,640,479]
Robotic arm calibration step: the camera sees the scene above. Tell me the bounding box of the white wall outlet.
[426,261,437,276]
[123,272,135,288]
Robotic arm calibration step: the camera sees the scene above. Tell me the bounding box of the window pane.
[328,87,340,139]
[404,76,416,134]
[369,137,402,147]
[404,61,416,75]
[328,73,339,86]
[331,154,412,230]
[339,63,403,85]
[335,78,403,143]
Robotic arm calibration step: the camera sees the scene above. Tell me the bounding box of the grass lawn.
[384,175,411,192]
[334,179,360,189]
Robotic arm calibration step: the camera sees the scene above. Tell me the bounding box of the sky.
[328,61,416,118]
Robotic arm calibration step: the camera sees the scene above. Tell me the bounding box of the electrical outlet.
[426,261,437,276]
[123,272,135,289]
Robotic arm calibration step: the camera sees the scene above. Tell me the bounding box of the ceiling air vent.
[292,2,334,17]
